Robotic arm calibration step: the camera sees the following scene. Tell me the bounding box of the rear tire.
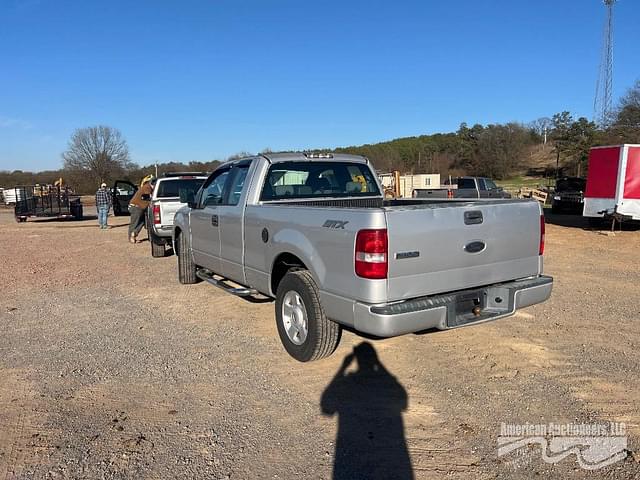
[177,232,199,284]
[151,237,165,257]
[275,270,341,362]
[72,204,83,220]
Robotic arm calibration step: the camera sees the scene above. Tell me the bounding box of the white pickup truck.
[146,173,207,257]
[173,153,552,362]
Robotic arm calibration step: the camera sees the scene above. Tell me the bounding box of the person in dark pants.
[95,182,112,229]
[128,177,155,244]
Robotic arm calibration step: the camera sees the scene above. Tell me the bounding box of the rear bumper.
[352,275,553,337]
[151,225,173,241]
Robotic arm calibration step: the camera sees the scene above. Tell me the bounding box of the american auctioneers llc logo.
[498,422,628,470]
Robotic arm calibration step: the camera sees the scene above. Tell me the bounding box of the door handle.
[211,215,218,227]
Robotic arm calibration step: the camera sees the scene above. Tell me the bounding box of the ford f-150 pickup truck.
[173,153,552,362]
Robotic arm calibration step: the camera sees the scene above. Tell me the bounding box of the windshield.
[260,161,380,201]
[156,178,205,198]
[556,177,586,192]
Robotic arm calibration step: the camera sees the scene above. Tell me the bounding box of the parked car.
[173,153,552,362]
[146,173,207,257]
[412,176,512,199]
[551,176,586,214]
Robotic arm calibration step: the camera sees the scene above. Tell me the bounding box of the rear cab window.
[260,161,380,201]
[155,178,205,198]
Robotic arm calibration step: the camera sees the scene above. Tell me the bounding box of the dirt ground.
[0,208,639,479]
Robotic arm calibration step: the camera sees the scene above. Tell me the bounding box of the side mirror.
[180,190,196,208]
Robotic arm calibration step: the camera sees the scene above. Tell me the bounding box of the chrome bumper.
[352,276,553,337]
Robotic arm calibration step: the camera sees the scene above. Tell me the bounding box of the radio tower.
[594,0,617,127]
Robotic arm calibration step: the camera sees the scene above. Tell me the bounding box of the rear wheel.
[275,270,341,362]
[72,204,83,220]
[150,237,165,257]
[177,232,198,284]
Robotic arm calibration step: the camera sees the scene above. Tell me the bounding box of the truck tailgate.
[385,200,542,302]
[159,200,185,226]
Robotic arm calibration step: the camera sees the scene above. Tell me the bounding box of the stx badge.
[323,219,349,229]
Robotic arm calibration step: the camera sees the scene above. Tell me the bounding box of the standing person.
[95,182,112,229]
[128,177,155,244]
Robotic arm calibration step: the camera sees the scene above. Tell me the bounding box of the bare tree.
[62,126,132,183]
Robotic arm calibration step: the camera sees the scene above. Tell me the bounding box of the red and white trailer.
[583,144,640,221]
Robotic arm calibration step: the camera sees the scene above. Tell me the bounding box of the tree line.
[335,79,640,180]
[2,80,639,194]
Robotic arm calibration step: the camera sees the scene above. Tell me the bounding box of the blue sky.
[1,0,638,171]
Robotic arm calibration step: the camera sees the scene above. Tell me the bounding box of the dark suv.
[551,177,586,214]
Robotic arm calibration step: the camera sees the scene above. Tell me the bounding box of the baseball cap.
[101,182,107,187]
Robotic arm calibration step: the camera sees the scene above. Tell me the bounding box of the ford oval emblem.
[464,241,486,253]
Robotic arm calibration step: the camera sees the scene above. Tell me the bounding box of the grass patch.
[496,176,551,188]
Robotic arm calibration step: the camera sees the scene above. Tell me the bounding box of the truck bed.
[245,197,543,303]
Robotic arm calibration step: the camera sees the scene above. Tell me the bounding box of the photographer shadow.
[321,342,413,480]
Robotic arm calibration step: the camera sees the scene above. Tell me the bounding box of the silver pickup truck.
[173,153,552,362]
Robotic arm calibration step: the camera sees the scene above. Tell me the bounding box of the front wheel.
[275,270,341,362]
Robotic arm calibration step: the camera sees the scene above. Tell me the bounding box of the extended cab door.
[190,167,231,272]
[218,161,252,284]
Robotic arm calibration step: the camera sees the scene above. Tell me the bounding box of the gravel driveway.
[0,209,638,479]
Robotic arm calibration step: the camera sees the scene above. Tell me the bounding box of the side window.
[458,178,476,189]
[200,169,230,207]
[484,179,497,190]
[226,166,250,206]
[477,178,487,190]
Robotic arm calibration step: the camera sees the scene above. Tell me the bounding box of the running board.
[196,269,258,297]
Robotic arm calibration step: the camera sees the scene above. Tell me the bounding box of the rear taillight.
[539,214,545,255]
[355,229,388,279]
[153,204,161,225]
